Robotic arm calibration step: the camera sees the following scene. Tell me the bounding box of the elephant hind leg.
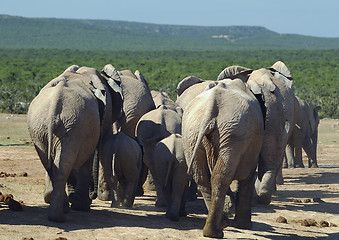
[70,157,93,212]
[232,172,255,229]
[202,154,238,238]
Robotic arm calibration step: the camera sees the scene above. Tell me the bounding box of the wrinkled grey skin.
[176,76,212,111]
[27,65,123,222]
[136,105,182,207]
[284,96,319,168]
[101,132,142,208]
[182,79,264,238]
[153,134,188,221]
[98,66,155,201]
[217,62,299,205]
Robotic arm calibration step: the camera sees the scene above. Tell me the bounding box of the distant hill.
[1,15,338,50]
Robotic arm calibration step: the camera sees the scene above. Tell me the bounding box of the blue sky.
[2,0,339,37]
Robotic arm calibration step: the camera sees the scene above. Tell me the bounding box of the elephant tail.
[46,81,64,177]
[187,118,216,174]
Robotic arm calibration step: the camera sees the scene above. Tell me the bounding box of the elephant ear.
[101,64,123,100]
[154,140,174,188]
[248,69,276,93]
[177,76,203,96]
[136,119,163,143]
[269,61,293,88]
[217,65,252,82]
[63,65,79,73]
[306,100,319,134]
[134,70,150,86]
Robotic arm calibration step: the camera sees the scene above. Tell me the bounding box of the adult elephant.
[182,79,264,238]
[217,61,299,205]
[284,96,319,168]
[98,65,155,201]
[27,65,123,222]
[136,104,182,206]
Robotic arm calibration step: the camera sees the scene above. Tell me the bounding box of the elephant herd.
[26,61,319,238]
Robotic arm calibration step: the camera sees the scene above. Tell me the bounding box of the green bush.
[0,49,338,118]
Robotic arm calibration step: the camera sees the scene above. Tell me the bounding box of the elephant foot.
[203,222,223,239]
[98,190,111,201]
[166,211,180,221]
[179,208,187,217]
[295,164,305,168]
[89,191,97,200]
[71,195,91,212]
[232,218,252,229]
[221,212,230,228]
[155,198,167,207]
[48,208,65,222]
[121,200,133,208]
[135,187,144,197]
[63,198,70,214]
[71,201,91,211]
[256,194,272,205]
[110,200,120,208]
[44,190,52,204]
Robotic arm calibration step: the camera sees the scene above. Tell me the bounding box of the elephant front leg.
[294,146,305,168]
[97,162,111,201]
[255,169,276,205]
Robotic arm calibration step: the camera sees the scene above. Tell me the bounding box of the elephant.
[136,104,182,207]
[101,131,142,208]
[217,61,299,205]
[153,133,188,221]
[176,76,212,111]
[98,65,155,201]
[182,79,264,238]
[151,90,183,116]
[284,96,319,168]
[27,65,123,222]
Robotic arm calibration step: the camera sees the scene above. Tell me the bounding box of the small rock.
[276,216,287,223]
[292,198,302,203]
[313,197,323,202]
[330,223,337,227]
[303,198,312,203]
[319,220,329,227]
[19,172,28,177]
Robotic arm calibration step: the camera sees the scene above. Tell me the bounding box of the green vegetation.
[1,15,339,50]
[0,49,338,118]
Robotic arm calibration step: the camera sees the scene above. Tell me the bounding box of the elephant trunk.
[304,132,318,168]
[89,146,99,200]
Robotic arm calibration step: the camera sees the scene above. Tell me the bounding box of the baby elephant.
[101,132,142,207]
[153,134,188,221]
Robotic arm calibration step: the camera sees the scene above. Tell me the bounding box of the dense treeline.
[0,49,338,118]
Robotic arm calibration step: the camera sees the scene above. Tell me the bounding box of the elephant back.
[176,80,212,111]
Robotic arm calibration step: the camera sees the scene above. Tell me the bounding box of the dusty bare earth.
[0,114,338,240]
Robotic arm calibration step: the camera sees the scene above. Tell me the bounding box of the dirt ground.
[0,114,338,240]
